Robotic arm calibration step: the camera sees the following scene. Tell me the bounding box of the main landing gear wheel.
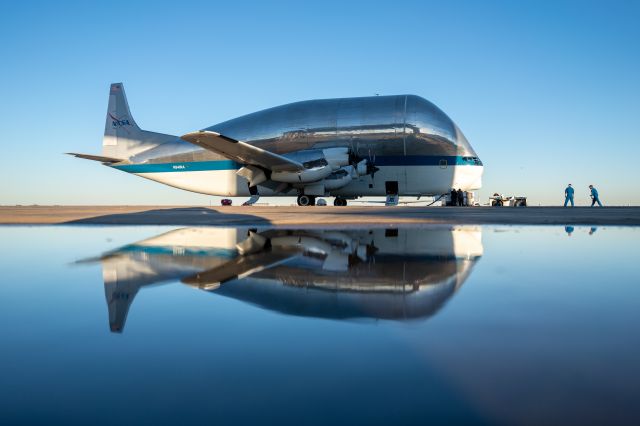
[334,197,347,206]
[297,195,315,206]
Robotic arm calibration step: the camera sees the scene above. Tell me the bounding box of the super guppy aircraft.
[69,83,483,206]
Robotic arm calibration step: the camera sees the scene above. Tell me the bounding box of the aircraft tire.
[334,197,347,206]
[297,195,313,206]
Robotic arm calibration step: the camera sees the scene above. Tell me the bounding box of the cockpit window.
[462,156,482,165]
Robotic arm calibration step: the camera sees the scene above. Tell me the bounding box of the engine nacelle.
[294,166,355,196]
[322,147,350,170]
[355,159,369,177]
[272,149,340,184]
[236,165,267,187]
[323,166,354,190]
[271,163,333,183]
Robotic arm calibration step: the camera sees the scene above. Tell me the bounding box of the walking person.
[564,184,574,207]
[589,185,603,206]
[457,188,464,206]
[450,188,457,206]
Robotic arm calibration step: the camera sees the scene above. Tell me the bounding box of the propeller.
[367,149,379,180]
[348,148,379,179]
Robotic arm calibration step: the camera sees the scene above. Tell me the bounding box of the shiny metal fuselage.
[127,95,483,197]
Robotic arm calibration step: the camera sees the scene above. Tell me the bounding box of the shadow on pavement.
[65,207,272,226]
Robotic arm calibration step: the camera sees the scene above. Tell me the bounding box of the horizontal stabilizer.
[180,131,304,172]
[67,153,124,163]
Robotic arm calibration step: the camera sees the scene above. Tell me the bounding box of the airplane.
[69,83,483,206]
[79,226,483,332]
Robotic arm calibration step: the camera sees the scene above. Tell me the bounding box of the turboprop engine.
[295,158,376,196]
[236,146,376,197]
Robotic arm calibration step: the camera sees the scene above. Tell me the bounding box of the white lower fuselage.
[114,162,483,197]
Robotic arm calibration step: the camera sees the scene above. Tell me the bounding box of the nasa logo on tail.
[109,113,131,127]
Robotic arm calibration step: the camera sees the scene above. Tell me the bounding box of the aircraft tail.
[103,83,176,159]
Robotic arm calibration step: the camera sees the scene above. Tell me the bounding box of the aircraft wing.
[180,130,304,172]
[181,251,300,290]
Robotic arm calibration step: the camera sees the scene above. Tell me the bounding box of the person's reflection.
[565,226,575,236]
[589,227,597,235]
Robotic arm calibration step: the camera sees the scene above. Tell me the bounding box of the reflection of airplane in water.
[85,227,483,332]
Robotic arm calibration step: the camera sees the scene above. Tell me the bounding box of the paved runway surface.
[1,205,639,226]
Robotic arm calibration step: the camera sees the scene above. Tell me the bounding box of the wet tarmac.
[1,224,639,425]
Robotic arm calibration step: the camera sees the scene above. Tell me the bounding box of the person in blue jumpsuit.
[564,184,574,207]
[589,185,603,206]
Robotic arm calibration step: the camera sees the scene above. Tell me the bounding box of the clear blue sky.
[1,0,639,205]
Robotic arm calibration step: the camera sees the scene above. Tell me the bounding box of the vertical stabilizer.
[102,83,176,159]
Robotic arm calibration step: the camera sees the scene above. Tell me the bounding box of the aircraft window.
[439,159,447,169]
[303,158,328,169]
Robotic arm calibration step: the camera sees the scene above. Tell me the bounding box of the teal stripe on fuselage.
[111,156,481,174]
[112,160,240,173]
[119,244,237,258]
